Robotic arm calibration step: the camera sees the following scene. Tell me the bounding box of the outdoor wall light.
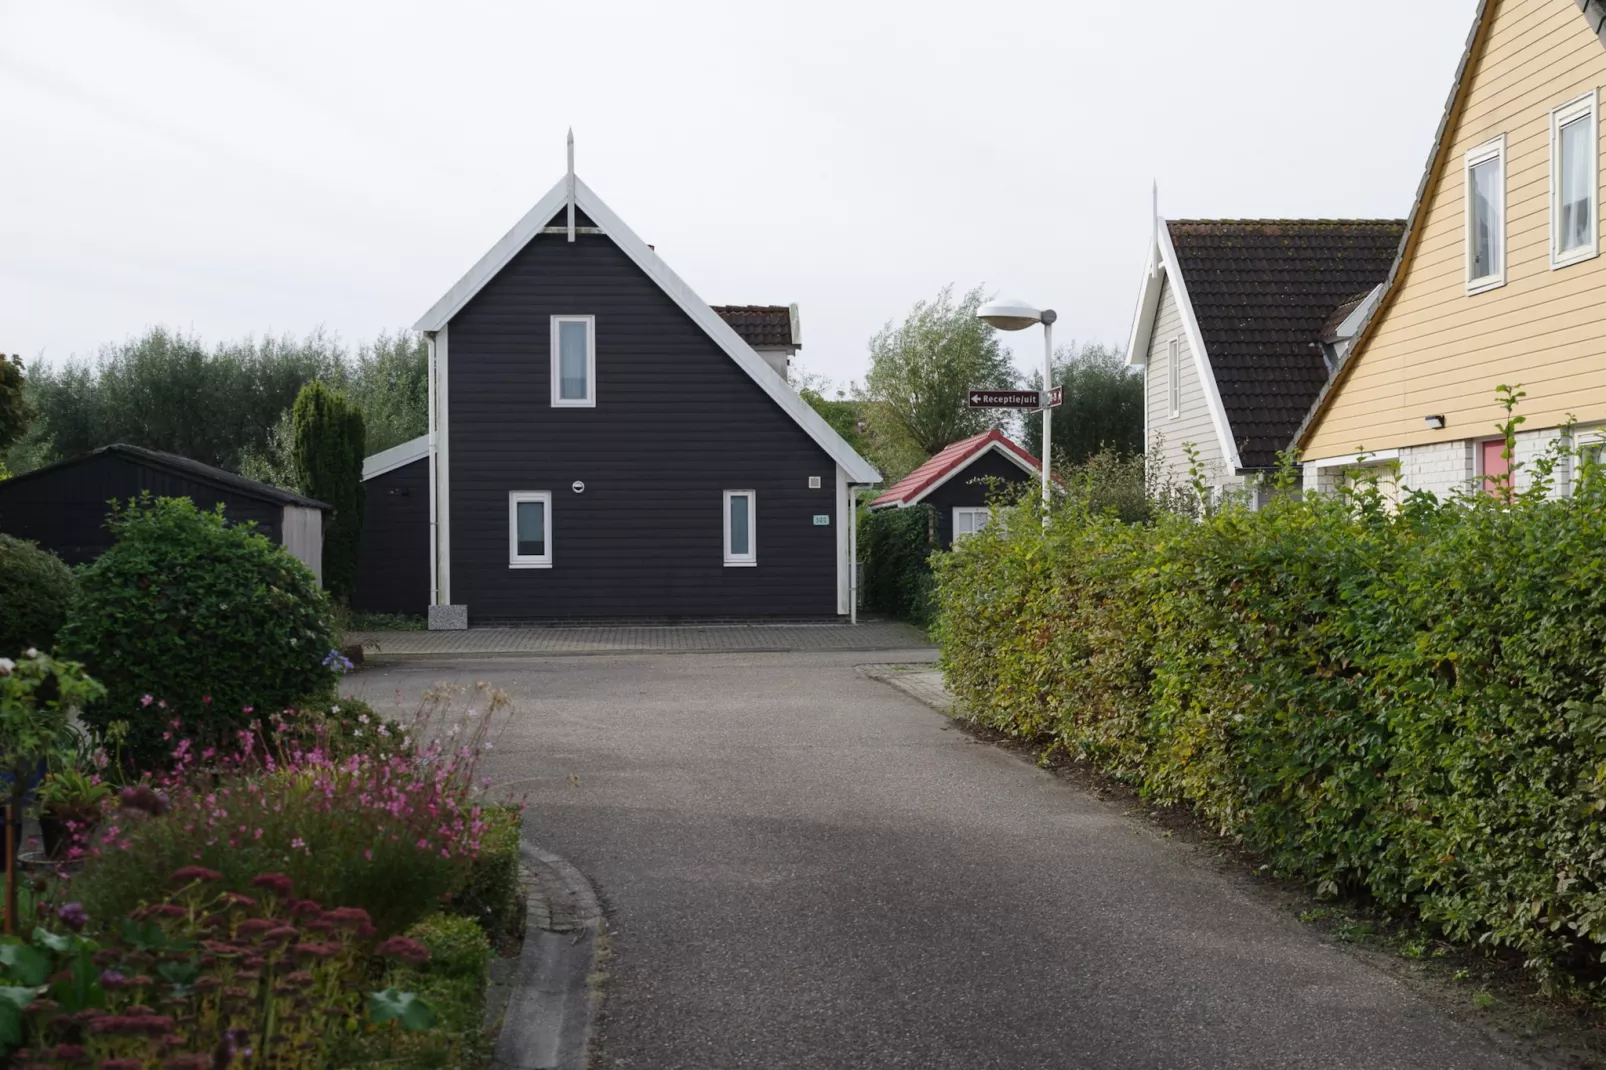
[1424,414,1446,430]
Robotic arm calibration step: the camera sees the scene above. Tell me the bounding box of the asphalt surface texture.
[353,649,1538,1070]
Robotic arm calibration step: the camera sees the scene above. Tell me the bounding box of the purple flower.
[56,902,88,932]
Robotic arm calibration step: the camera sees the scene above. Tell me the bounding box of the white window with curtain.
[1465,135,1506,293]
[550,315,595,407]
[1552,91,1598,269]
[508,491,553,567]
[952,507,990,542]
[723,490,756,566]
[1167,337,1181,419]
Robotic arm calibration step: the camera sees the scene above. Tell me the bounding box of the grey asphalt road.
[352,650,1534,1070]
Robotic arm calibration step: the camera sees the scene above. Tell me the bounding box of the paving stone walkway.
[350,620,930,658]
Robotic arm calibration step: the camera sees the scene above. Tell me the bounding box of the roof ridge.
[1169,218,1407,226]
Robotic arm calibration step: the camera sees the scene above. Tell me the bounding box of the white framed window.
[550,315,596,407]
[1465,135,1506,293]
[508,491,553,568]
[952,507,990,542]
[1551,91,1599,269]
[723,490,756,566]
[1167,337,1181,419]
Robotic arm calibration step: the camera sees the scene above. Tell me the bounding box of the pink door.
[1481,439,1509,497]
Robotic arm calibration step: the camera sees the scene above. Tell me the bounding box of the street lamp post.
[977,300,1057,511]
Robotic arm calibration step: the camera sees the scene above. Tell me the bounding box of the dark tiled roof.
[1320,291,1373,343]
[712,305,795,349]
[2,444,330,510]
[1168,219,1404,470]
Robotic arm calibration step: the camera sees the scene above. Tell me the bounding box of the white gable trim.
[1126,220,1243,472]
[868,440,1039,511]
[363,434,431,480]
[413,175,880,484]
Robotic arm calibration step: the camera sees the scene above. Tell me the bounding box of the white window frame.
[723,490,756,566]
[1167,337,1181,419]
[1551,91,1599,270]
[1465,135,1507,294]
[550,315,596,408]
[952,507,989,542]
[508,491,553,568]
[1569,426,1606,496]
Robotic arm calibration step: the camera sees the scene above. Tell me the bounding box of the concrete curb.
[858,663,957,715]
[489,842,604,1070]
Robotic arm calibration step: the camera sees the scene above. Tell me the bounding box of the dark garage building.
[0,443,330,579]
[867,430,1042,548]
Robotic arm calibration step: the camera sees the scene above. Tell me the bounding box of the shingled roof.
[712,305,797,349]
[1166,219,1404,470]
[868,430,1041,510]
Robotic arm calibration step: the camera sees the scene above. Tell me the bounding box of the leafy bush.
[406,912,492,982]
[292,381,366,603]
[451,806,522,937]
[71,686,505,937]
[343,913,492,1068]
[0,535,75,655]
[858,505,937,625]
[3,870,436,1068]
[935,410,1606,990]
[58,495,338,768]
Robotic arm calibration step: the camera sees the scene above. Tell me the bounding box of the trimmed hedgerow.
[858,504,937,625]
[59,495,338,767]
[451,805,522,937]
[936,398,1606,990]
[0,533,75,656]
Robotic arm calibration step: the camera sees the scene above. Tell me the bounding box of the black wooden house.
[867,431,1041,549]
[383,162,879,626]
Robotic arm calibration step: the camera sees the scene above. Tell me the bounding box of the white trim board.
[413,173,881,484]
[363,434,431,481]
[1122,218,1244,472]
[866,440,1039,511]
[1306,447,1401,469]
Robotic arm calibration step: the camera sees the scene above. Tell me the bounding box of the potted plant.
[36,767,113,860]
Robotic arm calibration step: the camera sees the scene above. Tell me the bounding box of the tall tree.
[291,382,366,602]
[1022,342,1143,468]
[0,355,28,461]
[860,286,1016,475]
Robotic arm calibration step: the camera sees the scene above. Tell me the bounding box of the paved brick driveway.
[349,620,929,658]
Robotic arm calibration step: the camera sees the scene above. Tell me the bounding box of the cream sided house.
[1125,215,1402,503]
[1295,0,1606,494]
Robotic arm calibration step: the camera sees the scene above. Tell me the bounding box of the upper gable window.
[1552,92,1599,269]
[551,315,596,407]
[1167,338,1181,419]
[1465,136,1506,294]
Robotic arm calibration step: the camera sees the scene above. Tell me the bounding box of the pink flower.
[140,695,153,707]
[202,695,212,704]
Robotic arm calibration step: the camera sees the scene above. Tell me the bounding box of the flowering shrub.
[59,496,339,769]
[71,685,510,937]
[2,869,435,1068]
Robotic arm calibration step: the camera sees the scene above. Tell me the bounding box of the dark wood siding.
[0,453,283,565]
[353,457,430,616]
[922,450,1033,549]
[446,232,841,620]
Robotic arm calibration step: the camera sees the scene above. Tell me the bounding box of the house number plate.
[813,515,830,526]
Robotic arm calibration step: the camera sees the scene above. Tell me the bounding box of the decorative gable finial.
[567,128,576,243]
[1151,180,1160,276]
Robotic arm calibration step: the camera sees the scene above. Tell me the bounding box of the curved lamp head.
[977,299,1043,332]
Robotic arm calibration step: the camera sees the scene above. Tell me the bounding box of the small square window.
[952,507,990,542]
[1552,92,1598,269]
[724,490,756,566]
[508,491,553,567]
[551,316,595,407]
[1465,136,1506,293]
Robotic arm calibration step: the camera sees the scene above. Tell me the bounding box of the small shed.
[353,435,431,616]
[867,430,1041,548]
[0,444,331,581]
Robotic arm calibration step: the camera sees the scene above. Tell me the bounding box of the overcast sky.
[2,0,1474,389]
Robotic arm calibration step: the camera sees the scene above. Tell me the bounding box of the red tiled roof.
[869,430,1041,509]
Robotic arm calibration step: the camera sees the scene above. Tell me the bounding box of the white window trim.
[550,315,596,408]
[1551,91,1599,271]
[508,491,553,568]
[723,490,757,566]
[952,506,989,542]
[1167,337,1181,419]
[1465,134,1507,295]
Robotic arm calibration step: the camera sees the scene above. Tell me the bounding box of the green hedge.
[0,534,75,656]
[858,505,937,625]
[452,806,521,937]
[935,435,1606,990]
